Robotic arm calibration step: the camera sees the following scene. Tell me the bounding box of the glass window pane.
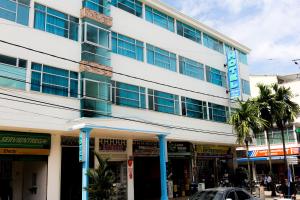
[16,3,29,25]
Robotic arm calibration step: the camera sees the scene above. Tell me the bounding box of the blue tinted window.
[203,33,224,54]
[148,89,179,115]
[34,3,79,41]
[179,56,204,80]
[145,5,174,32]
[238,50,248,65]
[176,21,201,43]
[112,81,146,109]
[182,97,207,119]
[242,79,250,95]
[83,0,110,16]
[146,44,176,72]
[111,0,142,17]
[112,32,144,61]
[208,103,228,123]
[206,66,226,87]
[31,62,78,97]
[224,44,233,54]
[0,54,26,90]
[0,0,30,25]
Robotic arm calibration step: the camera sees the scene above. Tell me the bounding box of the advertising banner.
[226,50,241,99]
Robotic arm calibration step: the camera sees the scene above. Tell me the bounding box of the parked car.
[189,187,260,200]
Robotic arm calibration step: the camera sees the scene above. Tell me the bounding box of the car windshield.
[190,190,223,200]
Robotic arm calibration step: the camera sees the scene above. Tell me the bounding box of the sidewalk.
[264,191,300,200]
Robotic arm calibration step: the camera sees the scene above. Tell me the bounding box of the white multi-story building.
[240,75,300,180]
[0,0,250,199]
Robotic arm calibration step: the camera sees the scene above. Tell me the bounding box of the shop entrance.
[134,157,160,200]
[0,157,48,200]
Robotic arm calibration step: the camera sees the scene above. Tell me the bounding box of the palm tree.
[86,152,115,200]
[229,99,267,188]
[255,84,276,173]
[272,84,300,168]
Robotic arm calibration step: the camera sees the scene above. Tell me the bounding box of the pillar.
[47,134,61,200]
[127,139,134,200]
[158,135,168,200]
[81,128,92,200]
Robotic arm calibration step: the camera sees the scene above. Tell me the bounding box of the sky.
[161,0,300,75]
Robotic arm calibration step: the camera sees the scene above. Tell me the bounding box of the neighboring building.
[237,74,300,181]
[0,0,250,199]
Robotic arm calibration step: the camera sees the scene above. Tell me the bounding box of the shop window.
[0,54,27,90]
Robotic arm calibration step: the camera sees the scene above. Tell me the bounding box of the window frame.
[181,97,207,120]
[146,44,177,72]
[203,33,224,54]
[112,32,144,61]
[34,3,79,41]
[145,5,175,32]
[179,56,204,80]
[31,62,79,98]
[206,65,227,87]
[112,81,146,109]
[148,89,179,115]
[208,102,229,123]
[83,22,111,50]
[176,21,201,44]
[0,0,30,25]
[111,0,142,17]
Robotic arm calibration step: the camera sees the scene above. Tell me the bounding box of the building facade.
[237,74,300,182]
[0,0,250,199]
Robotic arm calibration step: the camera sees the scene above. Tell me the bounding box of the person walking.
[267,175,272,191]
[279,178,297,200]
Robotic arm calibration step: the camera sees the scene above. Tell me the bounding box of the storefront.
[237,147,300,182]
[60,136,95,200]
[0,131,51,200]
[98,138,128,200]
[167,142,192,198]
[133,140,161,200]
[194,144,233,188]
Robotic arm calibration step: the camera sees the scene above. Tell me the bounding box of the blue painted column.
[158,135,168,200]
[80,128,92,200]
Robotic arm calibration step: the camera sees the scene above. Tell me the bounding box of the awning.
[237,156,298,163]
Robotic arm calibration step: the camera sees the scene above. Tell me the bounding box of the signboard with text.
[226,50,241,99]
[79,132,86,162]
[247,147,299,157]
[99,139,127,152]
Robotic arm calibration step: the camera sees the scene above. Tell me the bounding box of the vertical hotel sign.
[227,50,241,99]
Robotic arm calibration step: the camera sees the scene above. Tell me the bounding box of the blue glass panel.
[112,0,142,17]
[31,71,41,91]
[31,63,42,71]
[70,71,78,79]
[112,32,144,61]
[179,56,204,80]
[0,63,26,90]
[43,65,69,77]
[70,79,78,97]
[34,10,46,31]
[203,33,224,54]
[238,50,248,65]
[145,5,174,32]
[16,3,29,25]
[176,21,201,43]
[42,84,68,96]
[42,74,68,87]
[146,44,176,71]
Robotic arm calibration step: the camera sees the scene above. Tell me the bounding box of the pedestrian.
[263,175,268,187]
[279,178,297,200]
[267,174,272,191]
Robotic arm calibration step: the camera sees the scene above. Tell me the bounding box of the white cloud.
[162,0,300,74]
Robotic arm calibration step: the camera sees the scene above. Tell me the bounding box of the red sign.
[249,147,299,157]
[128,159,133,180]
